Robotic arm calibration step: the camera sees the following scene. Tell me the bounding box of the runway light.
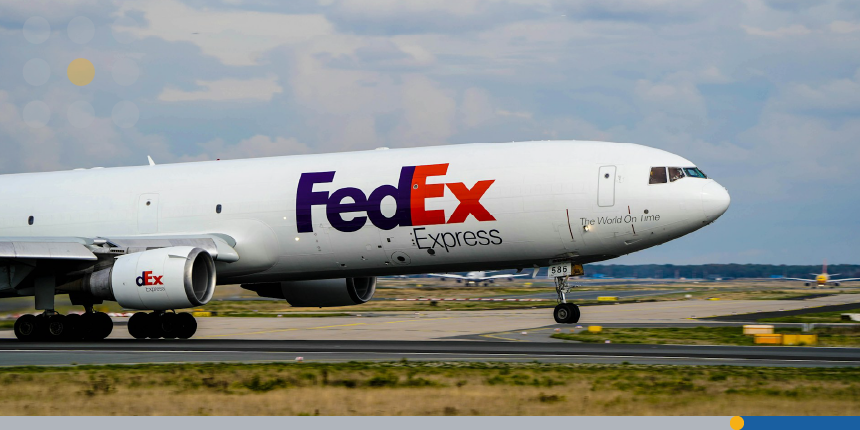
[521,331,528,335]
[295,357,304,362]
[295,237,300,241]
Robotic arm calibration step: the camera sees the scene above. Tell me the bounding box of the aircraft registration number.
[548,262,572,278]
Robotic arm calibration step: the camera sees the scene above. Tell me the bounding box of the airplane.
[426,270,529,286]
[782,261,860,288]
[0,140,729,341]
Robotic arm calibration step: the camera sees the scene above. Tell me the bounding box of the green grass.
[0,320,13,329]
[759,307,860,323]
[551,326,860,347]
[0,361,859,415]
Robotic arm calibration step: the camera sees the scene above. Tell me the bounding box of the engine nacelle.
[243,277,376,307]
[84,246,216,310]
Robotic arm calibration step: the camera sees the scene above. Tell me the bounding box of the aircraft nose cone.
[702,181,730,220]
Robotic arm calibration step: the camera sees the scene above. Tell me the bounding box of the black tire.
[128,312,149,339]
[14,314,39,341]
[44,314,68,341]
[85,312,113,340]
[553,303,581,324]
[80,312,105,341]
[64,313,82,341]
[566,303,581,324]
[176,313,197,339]
[160,313,179,339]
[147,313,164,339]
[553,304,571,324]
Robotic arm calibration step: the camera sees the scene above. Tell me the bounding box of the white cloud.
[116,0,334,66]
[459,88,495,128]
[772,68,860,113]
[741,24,812,37]
[0,0,102,22]
[830,20,860,34]
[496,109,532,119]
[389,75,457,147]
[158,76,283,102]
[634,79,708,123]
[188,135,310,161]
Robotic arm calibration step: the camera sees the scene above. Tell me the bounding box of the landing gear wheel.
[128,312,149,339]
[176,312,197,339]
[147,313,164,339]
[64,313,82,341]
[553,272,583,324]
[553,303,581,324]
[14,314,39,341]
[160,313,179,339]
[553,304,569,323]
[44,314,68,340]
[565,303,581,324]
[82,312,113,340]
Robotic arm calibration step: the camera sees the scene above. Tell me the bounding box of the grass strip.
[759,307,860,323]
[551,326,860,347]
[0,361,858,415]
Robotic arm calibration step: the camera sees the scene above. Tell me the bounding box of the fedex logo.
[135,271,163,287]
[297,163,495,233]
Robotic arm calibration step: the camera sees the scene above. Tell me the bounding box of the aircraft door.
[137,194,159,234]
[597,166,616,207]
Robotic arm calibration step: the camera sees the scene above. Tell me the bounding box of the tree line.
[585,264,860,279]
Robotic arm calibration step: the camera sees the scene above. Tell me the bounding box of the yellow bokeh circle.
[730,416,744,430]
[67,58,94,86]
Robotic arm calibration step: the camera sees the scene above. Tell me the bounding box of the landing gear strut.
[128,311,197,340]
[553,275,581,324]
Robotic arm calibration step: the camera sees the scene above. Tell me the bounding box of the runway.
[1,294,858,368]
[0,339,858,367]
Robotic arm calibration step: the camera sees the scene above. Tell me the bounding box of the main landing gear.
[13,309,113,342]
[553,275,581,324]
[128,311,198,340]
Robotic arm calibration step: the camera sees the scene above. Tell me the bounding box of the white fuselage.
[0,141,729,283]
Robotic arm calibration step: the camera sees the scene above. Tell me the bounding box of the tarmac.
[0,293,858,367]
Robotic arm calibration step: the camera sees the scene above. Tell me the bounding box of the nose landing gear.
[553,273,581,324]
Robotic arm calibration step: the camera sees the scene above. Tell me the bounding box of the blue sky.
[1,0,859,265]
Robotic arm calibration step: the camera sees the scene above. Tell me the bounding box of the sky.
[1,0,859,265]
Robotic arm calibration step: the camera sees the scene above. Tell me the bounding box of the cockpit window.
[684,167,707,178]
[668,167,685,182]
[649,167,667,184]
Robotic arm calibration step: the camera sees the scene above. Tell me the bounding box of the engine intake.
[84,246,216,310]
[243,277,376,307]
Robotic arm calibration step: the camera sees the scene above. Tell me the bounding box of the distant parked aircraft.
[783,261,860,287]
[427,271,529,286]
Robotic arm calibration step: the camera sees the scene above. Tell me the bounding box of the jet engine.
[243,277,376,307]
[82,246,216,310]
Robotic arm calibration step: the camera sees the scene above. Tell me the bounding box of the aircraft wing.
[831,278,860,283]
[781,277,816,282]
[486,274,530,279]
[427,273,469,280]
[0,234,239,263]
